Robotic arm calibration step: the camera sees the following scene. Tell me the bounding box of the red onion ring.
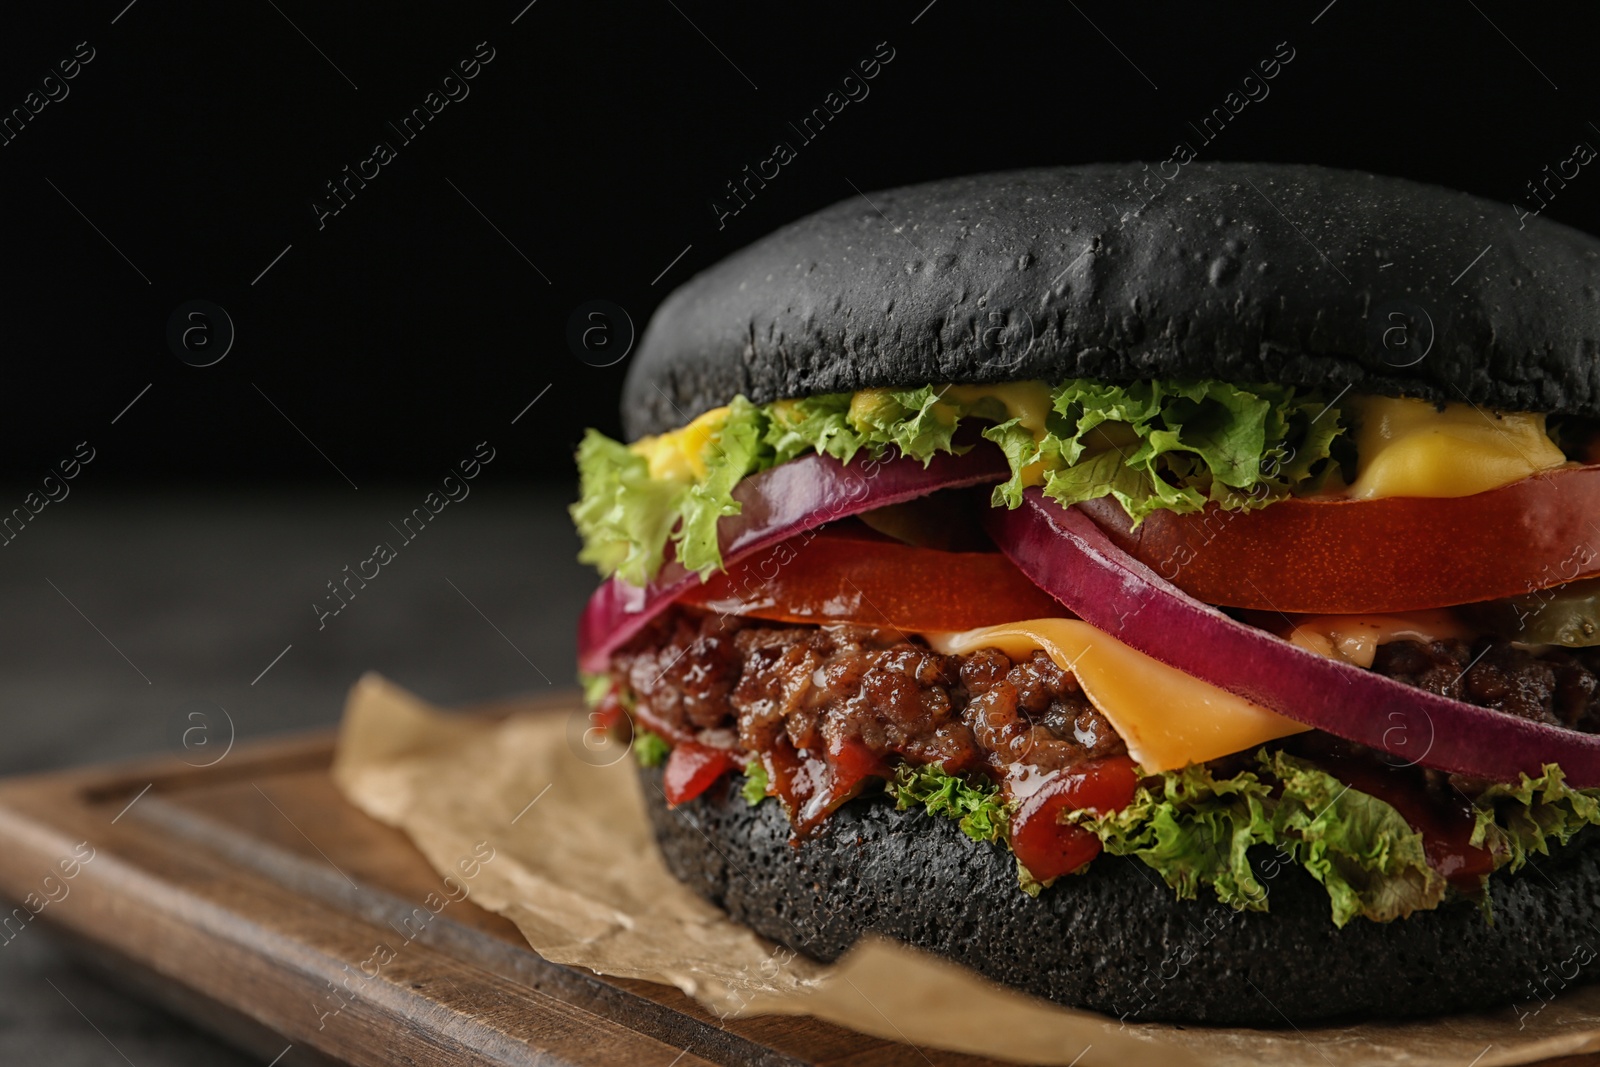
[985,488,1600,786]
[577,444,1010,673]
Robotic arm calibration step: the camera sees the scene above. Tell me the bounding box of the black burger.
[570,163,1600,1026]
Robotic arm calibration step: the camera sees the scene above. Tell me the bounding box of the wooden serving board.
[0,694,1596,1067]
[0,694,1002,1067]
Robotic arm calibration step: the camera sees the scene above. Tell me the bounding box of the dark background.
[1,1,1598,486]
[3,3,1600,1064]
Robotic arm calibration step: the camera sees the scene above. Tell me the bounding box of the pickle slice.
[1461,578,1600,647]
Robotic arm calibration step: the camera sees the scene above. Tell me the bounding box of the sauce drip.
[1307,748,1493,886]
[764,735,887,834]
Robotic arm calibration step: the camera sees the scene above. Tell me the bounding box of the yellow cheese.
[925,619,1308,772]
[939,382,1058,488]
[1285,610,1470,668]
[940,381,1056,435]
[844,388,905,428]
[629,406,728,482]
[1347,395,1565,499]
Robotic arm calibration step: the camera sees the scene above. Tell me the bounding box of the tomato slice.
[828,734,891,797]
[591,688,627,732]
[1078,465,1600,613]
[662,741,738,806]
[676,525,1064,631]
[1007,756,1139,882]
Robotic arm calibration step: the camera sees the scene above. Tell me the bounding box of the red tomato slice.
[829,734,891,797]
[662,741,738,806]
[676,525,1064,631]
[1007,756,1139,882]
[591,688,626,732]
[1078,465,1600,613]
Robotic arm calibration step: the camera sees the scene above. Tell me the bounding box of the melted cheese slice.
[940,381,1055,434]
[939,382,1059,488]
[631,407,728,481]
[926,619,1308,772]
[1285,609,1470,668]
[1347,395,1565,499]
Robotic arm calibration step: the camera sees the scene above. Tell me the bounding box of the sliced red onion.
[985,488,1600,786]
[577,444,1009,673]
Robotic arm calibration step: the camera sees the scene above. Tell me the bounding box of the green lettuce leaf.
[572,388,979,581]
[1075,751,1444,926]
[765,393,868,464]
[889,762,1008,845]
[1080,759,1278,910]
[674,396,771,576]
[863,386,967,460]
[1261,751,1445,924]
[1042,446,1168,517]
[570,429,689,585]
[1470,764,1600,872]
[1040,379,1341,525]
[742,759,770,806]
[980,418,1041,509]
[632,729,670,769]
[579,671,613,708]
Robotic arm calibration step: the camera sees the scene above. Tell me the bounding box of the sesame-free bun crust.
[623,163,1600,438]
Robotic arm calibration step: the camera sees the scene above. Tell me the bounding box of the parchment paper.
[331,674,1600,1066]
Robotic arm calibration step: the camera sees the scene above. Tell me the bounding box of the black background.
[2,1,1598,488]
[3,6,1600,1061]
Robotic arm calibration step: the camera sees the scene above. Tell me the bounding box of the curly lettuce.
[572,387,979,584]
[1075,751,1445,926]
[571,430,690,584]
[876,747,1588,925]
[1470,764,1600,873]
[741,758,769,806]
[888,762,1008,845]
[881,751,1448,923]
[631,729,670,769]
[1020,379,1344,523]
[572,379,1344,584]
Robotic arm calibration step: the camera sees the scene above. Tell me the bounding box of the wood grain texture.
[4,698,1596,1066]
[0,696,996,1067]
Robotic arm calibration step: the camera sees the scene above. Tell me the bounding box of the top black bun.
[623,163,1600,439]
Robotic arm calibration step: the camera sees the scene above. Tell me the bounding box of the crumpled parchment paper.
[331,674,1600,1066]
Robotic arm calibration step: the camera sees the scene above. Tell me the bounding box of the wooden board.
[0,693,1595,1067]
[0,693,1003,1067]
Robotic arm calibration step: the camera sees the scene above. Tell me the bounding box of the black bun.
[641,764,1600,1026]
[623,163,1600,438]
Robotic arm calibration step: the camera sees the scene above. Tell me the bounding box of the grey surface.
[0,483,595,1065]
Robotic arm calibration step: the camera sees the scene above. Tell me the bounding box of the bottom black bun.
[640,764,1600,1026]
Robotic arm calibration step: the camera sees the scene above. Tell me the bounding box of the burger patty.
[1375,636,1600,731]
[615,609,1125,781]
[615,610,1600,779]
